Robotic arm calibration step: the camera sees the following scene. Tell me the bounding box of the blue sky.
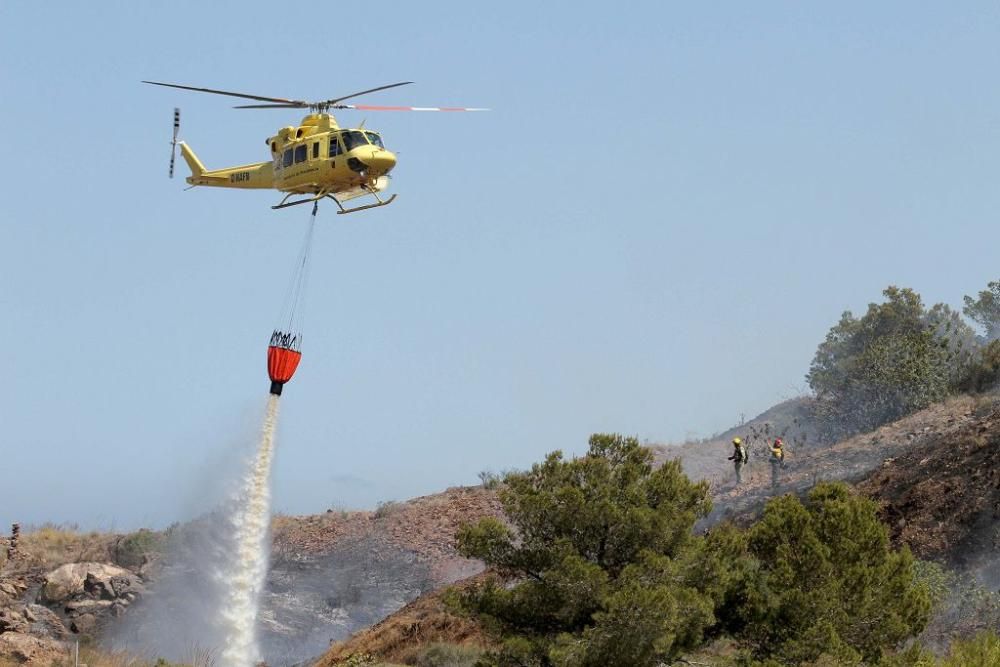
[2,2,999,529]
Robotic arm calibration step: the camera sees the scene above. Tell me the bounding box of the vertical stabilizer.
[178,141,206,177]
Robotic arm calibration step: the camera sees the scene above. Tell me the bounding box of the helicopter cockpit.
[341,130,385,150]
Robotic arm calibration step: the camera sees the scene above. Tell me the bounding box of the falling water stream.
[219,394,280,666]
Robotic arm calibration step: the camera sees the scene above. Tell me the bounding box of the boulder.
[0,631,67,666]
[42,562,134,602]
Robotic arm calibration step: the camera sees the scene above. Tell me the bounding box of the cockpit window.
[364,132,384,149]
[341,131,370,151]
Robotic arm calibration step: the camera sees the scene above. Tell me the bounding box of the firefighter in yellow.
[769,438,786,489]
[728,437,749,485]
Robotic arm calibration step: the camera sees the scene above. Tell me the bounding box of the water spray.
[217,206,316,665]
[219,394,280,666]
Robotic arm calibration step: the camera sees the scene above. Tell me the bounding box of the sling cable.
[267,204,319,395]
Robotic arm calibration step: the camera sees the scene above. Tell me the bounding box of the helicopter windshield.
[341,131,370,151]
[365,132,384,149]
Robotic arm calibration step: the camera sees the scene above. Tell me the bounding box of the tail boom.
[178,142,273,189]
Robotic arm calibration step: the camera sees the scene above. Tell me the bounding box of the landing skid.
[272,187,397,214]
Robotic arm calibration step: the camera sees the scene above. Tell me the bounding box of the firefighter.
[769,438,786,489]
[728,437,749,485]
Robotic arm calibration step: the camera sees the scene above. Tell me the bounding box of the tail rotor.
[169,107,180,178]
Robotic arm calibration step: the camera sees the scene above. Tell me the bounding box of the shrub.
[963,280,1000,342]
[374,500,401,519]
[807,287,977,439]
[728,483,931,665]
[414,642,482,667]
[114,528,165,568]
[477,470,503,490]
[456,434,721,667]
[938,631,1000,666]
[456,444,932,666]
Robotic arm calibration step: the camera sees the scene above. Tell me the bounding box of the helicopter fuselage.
[179,113,397,205]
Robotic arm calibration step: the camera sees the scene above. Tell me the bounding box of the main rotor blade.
[233,103,308,109]
[321,81,414,106]
[337,104,490,112]
[142,80,306,106]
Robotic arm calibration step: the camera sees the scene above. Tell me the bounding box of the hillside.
[316,392,1000,666]
[3,394,997,666]
[859,397,1000,574]
[315,575,493,667]
[651,396,819,484]
[691,395,988,525]
[0,487,503,666]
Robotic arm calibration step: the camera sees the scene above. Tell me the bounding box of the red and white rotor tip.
[339,104,490,112]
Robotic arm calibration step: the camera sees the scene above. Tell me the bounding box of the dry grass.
[13,524,117,571]
[2,524,167,575]
[0,645,203,667]
[76,646,215,667]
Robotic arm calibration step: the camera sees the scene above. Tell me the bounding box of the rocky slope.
[103,485,503,666]
[859,396,1000,576]
[258,486,501,663]
[0,562,147,666]
[0,486,502,666]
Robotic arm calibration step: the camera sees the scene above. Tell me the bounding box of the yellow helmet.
[732,437,742,446]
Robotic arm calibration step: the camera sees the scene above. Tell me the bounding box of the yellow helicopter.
[144,81,486,213]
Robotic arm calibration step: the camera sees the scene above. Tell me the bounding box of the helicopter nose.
[368,149,396,174]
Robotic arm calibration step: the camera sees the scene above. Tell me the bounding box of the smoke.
[259,536,433,664]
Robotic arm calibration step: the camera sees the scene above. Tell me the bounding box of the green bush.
[963,279,1000,342]
[114,528,164,568]
[414,642,482,667]
[807,287,977,439]
[721,483,931,665]
[456,434,720,667]
[938,631,1000,666]
[477,470,503,490]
